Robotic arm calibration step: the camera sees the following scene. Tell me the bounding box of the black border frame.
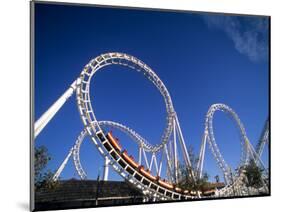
[30,0,271,211]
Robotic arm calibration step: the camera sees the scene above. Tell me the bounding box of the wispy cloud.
[202,15,269,62]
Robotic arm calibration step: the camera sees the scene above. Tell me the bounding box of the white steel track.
[35,52,269,199]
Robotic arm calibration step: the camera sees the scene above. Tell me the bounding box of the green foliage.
[187,146,198,169]
[35,146,59,191]
[178,168,209,191]
[177,146,209,191]
[244,159,264,189]
[35,146,50,178]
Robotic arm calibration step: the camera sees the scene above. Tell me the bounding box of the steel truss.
[35,53,269,200]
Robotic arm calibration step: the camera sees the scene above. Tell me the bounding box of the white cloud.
[202,15,269,62]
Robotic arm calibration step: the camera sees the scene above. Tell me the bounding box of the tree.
[34,146,58,191]
[177,146,209,191]
[244,159,264,189]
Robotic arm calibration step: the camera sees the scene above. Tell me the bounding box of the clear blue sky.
[34,3,269,182]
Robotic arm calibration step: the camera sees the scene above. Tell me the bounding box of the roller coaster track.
[54,121,191,200]
[196,103,250,184]
[71,121,169,180]
[255,119,269,160]
[35,52,269,200]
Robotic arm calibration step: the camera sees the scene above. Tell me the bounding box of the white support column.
[53,147,74,181]
[164,144,174,182]
[173,119,178,183]
[34,80,78,139]
[169,138,174,164]
[102,156,110,181]
[153,153,159,174]
[138,146,142,164]
[142,148,150,168]
[157,148,165,177]
[197,132,207,179]
[247,138,267,171]
[174,115,195,180]
[149,154,154,171]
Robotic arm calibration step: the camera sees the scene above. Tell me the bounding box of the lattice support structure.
[34,52,269,199]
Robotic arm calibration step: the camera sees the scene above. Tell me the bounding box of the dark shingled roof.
[35,180,145,211]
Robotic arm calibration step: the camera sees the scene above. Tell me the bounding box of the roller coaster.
[34,52,269,201]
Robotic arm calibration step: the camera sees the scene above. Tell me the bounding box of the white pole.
[53,147,74,181]
[34,80,77,139]
[153,153,159,174]
[173,119,178,183]
[164,144,174,182]
[149,154,154,171]
[138,146,142,164]
[197,132,207,179]
[102,156,110,181]
[142,148,150,168]
[157,149,164,177]
[174,115,195,180]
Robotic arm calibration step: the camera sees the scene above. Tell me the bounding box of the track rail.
[42,52,269,199]
[204,104,250,184]
[76,52,175,153]
[72,121,150,180]
[72,126,197,200]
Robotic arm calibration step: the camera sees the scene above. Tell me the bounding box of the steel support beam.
[174,115,195,181]
[53,147,74,181]
[34,80,77,139]
[102,156,110,181]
